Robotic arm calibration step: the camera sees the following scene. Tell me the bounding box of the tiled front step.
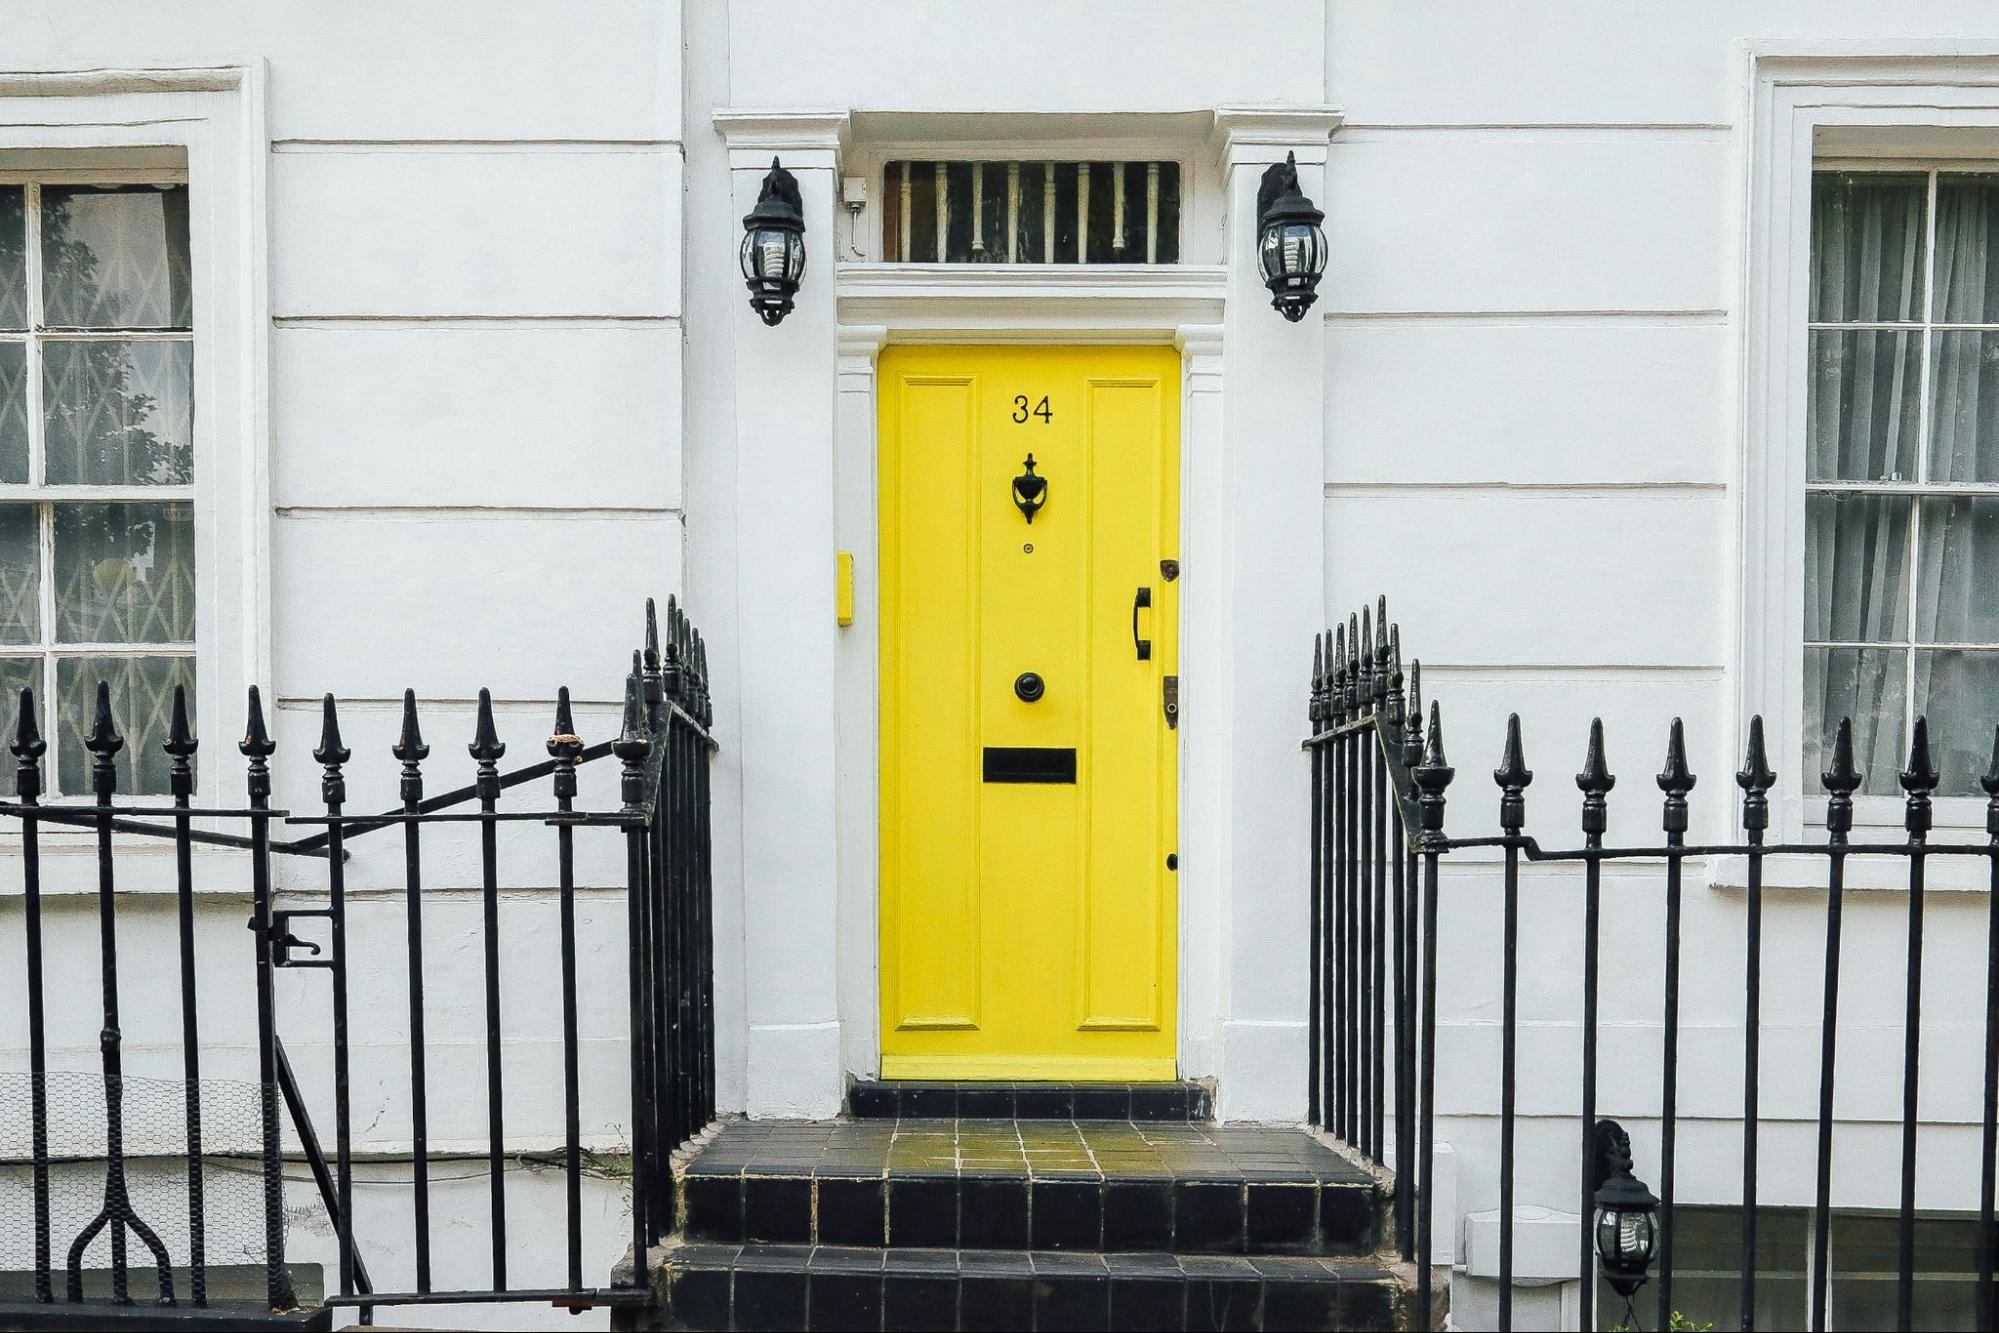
[680,1120,1381,1256]
[653,1241,1427,1332]
[847,1080,1212,1121]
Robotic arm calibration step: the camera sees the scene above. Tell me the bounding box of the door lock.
[1163,675,1179,730]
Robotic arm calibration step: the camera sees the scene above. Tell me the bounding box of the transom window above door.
[1806,169,1999,798]
[882,160,1181,264]
[0,179,195,796]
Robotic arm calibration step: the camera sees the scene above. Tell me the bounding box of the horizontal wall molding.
[1410,662,1725,677]
[1336,122,1731,138]
[273,314,682,329]
[276,505,682,520]
[1324,308,1729,324]
[1324,480,1726,497]
[272,138,681,153]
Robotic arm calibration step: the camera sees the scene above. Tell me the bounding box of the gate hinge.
[1163,675,1179,730]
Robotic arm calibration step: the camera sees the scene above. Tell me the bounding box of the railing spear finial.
[1822,717,1860,842]
[87,681,125,798]
[1577,717,1615,839]
[1981,726,1999,838]
[315,695,350,807]
[1414,700,1454,838]
[1656,717,1696,839]
[1495,713,1533,833]
[1736,716,1775,836]
[1901,715,1939,840]
[12,686,45,802]
[393,688,430,810]
[1403,660,1425,769]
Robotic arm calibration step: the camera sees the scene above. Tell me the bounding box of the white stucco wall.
[4,3,1999,1329]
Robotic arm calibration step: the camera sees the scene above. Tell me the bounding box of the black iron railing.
[2,595,715,1325]
[1307,595,1999,1333]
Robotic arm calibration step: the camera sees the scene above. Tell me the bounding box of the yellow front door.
[879,344,1179,1080]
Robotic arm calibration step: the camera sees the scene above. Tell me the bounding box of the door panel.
[879,344,1179,1080]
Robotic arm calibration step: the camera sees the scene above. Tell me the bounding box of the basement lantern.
[1589,1120,1661,1301]
[1255,150,1327,322]
[740,157,806,326]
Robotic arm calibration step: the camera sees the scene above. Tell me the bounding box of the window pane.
[52,501,195,644]
[0,504,37,644]
[1805,645,1908,797]
[885,160,1180,265]
[1831,1213,1981,1332]
[1936,173,1999,325]
[54,654,192,796]
[0,186,24,330]
[1811,172,1928,324]
[1928,330,1999,481]
[1808,330,1922,481]
[0,656,37,726]
[0,340,25,483]
[1916,497,1999,642]
[40,185,192,330]
[1806,493,1912,641]
[1915,650,1999,797]
[42,339,192,485]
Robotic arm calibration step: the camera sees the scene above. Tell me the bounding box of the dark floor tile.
[1245,1183,1317,1253]
[1110,1276,1187,1330]
[1071,1085,1131,1120]
[684,1174,743,1242]
[817,1176,886,1247]
[1103,1180,1174,1250]
[1174,1181,1245,1254]
[1337,1274,1400,1329]
[669,1266,732,1331]
[1318,1182,1378,1251]
[959,1275,1034,1331]
[733,1268,808,1331]
[1262,1277,1339,1330]
[886,1176,958,1248]
[1129,1087,1187,1122]
[743,1175,812,1244]
[1034,1273,1109,1332]
[1014,1085,1076,1118]
[959,1176,1029,1249]
[899,1084,957,1118]
[808,1269,883,1332]
[1030,1179,1103,1250]
[1183,1278,1260,1333]
[849,1082,898,1119]
[883,1272,958,1331]
[958,1085,1015,1118]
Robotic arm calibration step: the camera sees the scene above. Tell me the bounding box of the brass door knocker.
[1012,454,1047,523]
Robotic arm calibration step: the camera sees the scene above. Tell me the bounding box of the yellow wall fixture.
[836,551,855,626]
[877,344,1180,1080]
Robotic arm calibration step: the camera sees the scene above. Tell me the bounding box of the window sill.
[1709,848,1995,894]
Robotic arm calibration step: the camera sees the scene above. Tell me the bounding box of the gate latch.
[1163,675,1179,730]
[269,907,335,970]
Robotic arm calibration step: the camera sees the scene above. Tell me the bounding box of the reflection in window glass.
[883,160,1181,264]
[40,184,192,329]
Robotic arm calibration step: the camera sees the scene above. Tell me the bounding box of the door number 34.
[1012,394,1053,424]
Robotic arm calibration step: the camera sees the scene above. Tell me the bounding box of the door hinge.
[1163,675,1179,730]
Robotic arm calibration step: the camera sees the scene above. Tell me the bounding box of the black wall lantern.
[1589,1119,1662,1305]
[1256,150,1328,322]
[741,157,806,326]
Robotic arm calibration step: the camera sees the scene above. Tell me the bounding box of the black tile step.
[651,1240,1428,1332]
[678,1120,1382,1257]
[847,1080,1212,1122]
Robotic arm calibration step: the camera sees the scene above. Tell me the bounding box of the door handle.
[1132,586,1152,661]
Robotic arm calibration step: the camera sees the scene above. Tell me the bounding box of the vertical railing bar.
[1656,718,1693,1333]
[1332,626,1348,1140]
[1043,162,1056,264]
[1372,719,1388,1164]
[1111,161,1126,259]
[394,690,433,1293]
[1146,162,1160,265]
[1578,718,1612,1333]
[1077,162,1090,263]
[1357,612,1374,1155]
[1739,717,1774,1333]
[1345,615,1361,1141]
[242,687,292,1313]
[1814,718,1859,1333]
[471,689,510,1290]
[898,164,912,263]
[934,162,948,264]
[13,688,52,1305]
[315,697,356,1303]
[1980,725,1999,1333]
[1307,637,1325,1128]
[166,687,207,1308]
[1896,718,1937,1333]
[615,666,653,1293]
[971,162,985,260]
[1412,700,1452,1333]
[550,688,586,1293]
[1495,714,1530,1333]
[1006,163,1021,267]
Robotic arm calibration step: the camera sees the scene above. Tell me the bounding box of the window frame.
[0,68,271,870]
[1744,50,1999,843]
[0,169,198,798]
